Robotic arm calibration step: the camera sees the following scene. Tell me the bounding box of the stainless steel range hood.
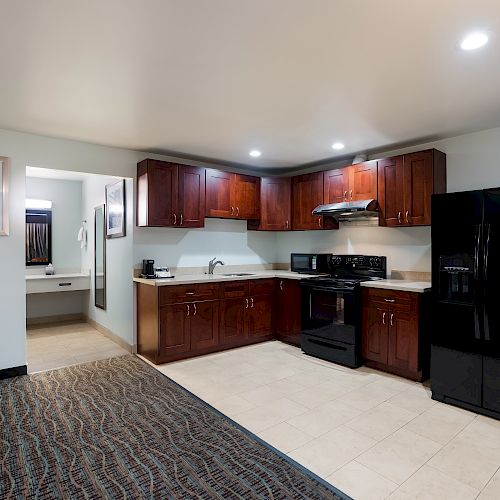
[312,199,379,220]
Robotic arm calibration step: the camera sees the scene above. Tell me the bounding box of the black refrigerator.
[431,189,500,419]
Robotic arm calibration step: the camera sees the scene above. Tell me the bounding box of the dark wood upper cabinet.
[350,161,378,201]
[248,177,291,231]
[378,149,446,227]
[378,156,405,227]
[292,172,338,230]
[177,165,206,228]
[324,168,349,204]
[205,170,260,220]
[137,159,205,228]
[324,161,377,204]
[232,174,260,219]
[205,169,232,218]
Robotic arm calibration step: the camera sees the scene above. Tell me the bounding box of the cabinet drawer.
[363,288,415,313]
[159,283,220,305]
[222,280,249,298]
[249,279,275,296]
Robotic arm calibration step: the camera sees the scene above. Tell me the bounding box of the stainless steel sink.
[221,273,255,277]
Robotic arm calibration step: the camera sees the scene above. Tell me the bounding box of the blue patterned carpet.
[0,355,348,499]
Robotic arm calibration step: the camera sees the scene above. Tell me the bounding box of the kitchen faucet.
[208,257,225,274]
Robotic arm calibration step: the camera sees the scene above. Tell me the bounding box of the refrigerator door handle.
[474,224,481,280]
[483,223,491,341]
[474,306,481,340]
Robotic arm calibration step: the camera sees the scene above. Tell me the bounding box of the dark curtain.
[26,223,48,262]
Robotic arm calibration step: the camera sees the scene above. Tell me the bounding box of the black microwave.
[291,253,330,274]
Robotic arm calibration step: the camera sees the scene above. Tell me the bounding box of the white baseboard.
[27,313,85,326]
[84,317,134,353]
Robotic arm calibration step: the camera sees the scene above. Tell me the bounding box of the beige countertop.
[361,279,431,293]
[133,270,321,286]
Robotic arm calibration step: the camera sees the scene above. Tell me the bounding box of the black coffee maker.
[141,259,155,279]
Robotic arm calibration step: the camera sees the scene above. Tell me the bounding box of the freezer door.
[431,191,484,350]
[483,189,500,354]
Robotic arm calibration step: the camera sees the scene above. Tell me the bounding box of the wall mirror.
[94,205,106,310]
[26,209,52,266]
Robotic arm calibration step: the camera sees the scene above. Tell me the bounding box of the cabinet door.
[248,294,274,339]
[177,165,206,228]
[205,169,233,218]
[259,177,291,230]
[292,172,325,230]
[324,168,349,204]
[362,304,389,363]
[137,160,177,227]
[190,300,219,351]
[220,297,248,346]
[403,150,433,226]
[232,174,260,219]
[159,303,190,357]
[388,310,419,373]
[276,279,301,345]
[349,161,378,201]
[378,156,405,227]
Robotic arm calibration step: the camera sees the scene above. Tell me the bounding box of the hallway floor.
[145,341,500,500]
[27,321,129,373]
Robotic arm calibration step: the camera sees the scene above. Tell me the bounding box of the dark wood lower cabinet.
[276,279,302,346]
[190,300,219,351]
[248,294,274,339]
[137,279,275,364]
[362,287,429,381]
[220,297,247,347]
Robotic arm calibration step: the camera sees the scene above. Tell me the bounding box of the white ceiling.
[2,1,500,169]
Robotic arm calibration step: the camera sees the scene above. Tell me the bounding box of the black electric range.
[300,255,386,368]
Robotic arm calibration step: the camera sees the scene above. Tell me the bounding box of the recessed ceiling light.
[331,142,345,150]
[249,149,261,158]
[460,32,489,51]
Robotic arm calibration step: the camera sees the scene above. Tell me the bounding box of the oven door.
[301,285,358,345]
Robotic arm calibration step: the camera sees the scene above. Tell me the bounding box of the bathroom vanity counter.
[26,273,91,294]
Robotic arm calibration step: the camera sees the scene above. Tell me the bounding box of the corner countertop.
[361,279,431,293]
[26,273,90,281]
[133,270,321,286]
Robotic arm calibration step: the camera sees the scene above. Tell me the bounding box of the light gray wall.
[25,176,83,272]
[81,175,134,345]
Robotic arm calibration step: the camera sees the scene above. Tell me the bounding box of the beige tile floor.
[27,321,129,373]
[145,341,500,500]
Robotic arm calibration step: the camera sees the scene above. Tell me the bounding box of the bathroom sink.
[221,273,255,277]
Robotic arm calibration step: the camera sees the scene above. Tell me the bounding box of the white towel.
[78,226,87,249]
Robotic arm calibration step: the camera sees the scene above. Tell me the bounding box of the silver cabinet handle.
[390,313,394,327]
[344,191,348,201]
[180,213,183,226]
[384,298,396,303]
[398,211,402,224]
[405,210,409,224]
[350,190,353,200]
[236,206,240,216]
[245,298,249,309]
[279,280,284,291]
[382,312,386,325]
[186,291,195,295]
[318,218,322,228]
[230,206,234,215]
[285,220,289,229]
[186,304,190,317]
[173,213,177,225]
[193,303,197,316]
[250,297,254,308]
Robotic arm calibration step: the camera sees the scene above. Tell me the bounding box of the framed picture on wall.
[0,156,9,236]
[105,179,126,239]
